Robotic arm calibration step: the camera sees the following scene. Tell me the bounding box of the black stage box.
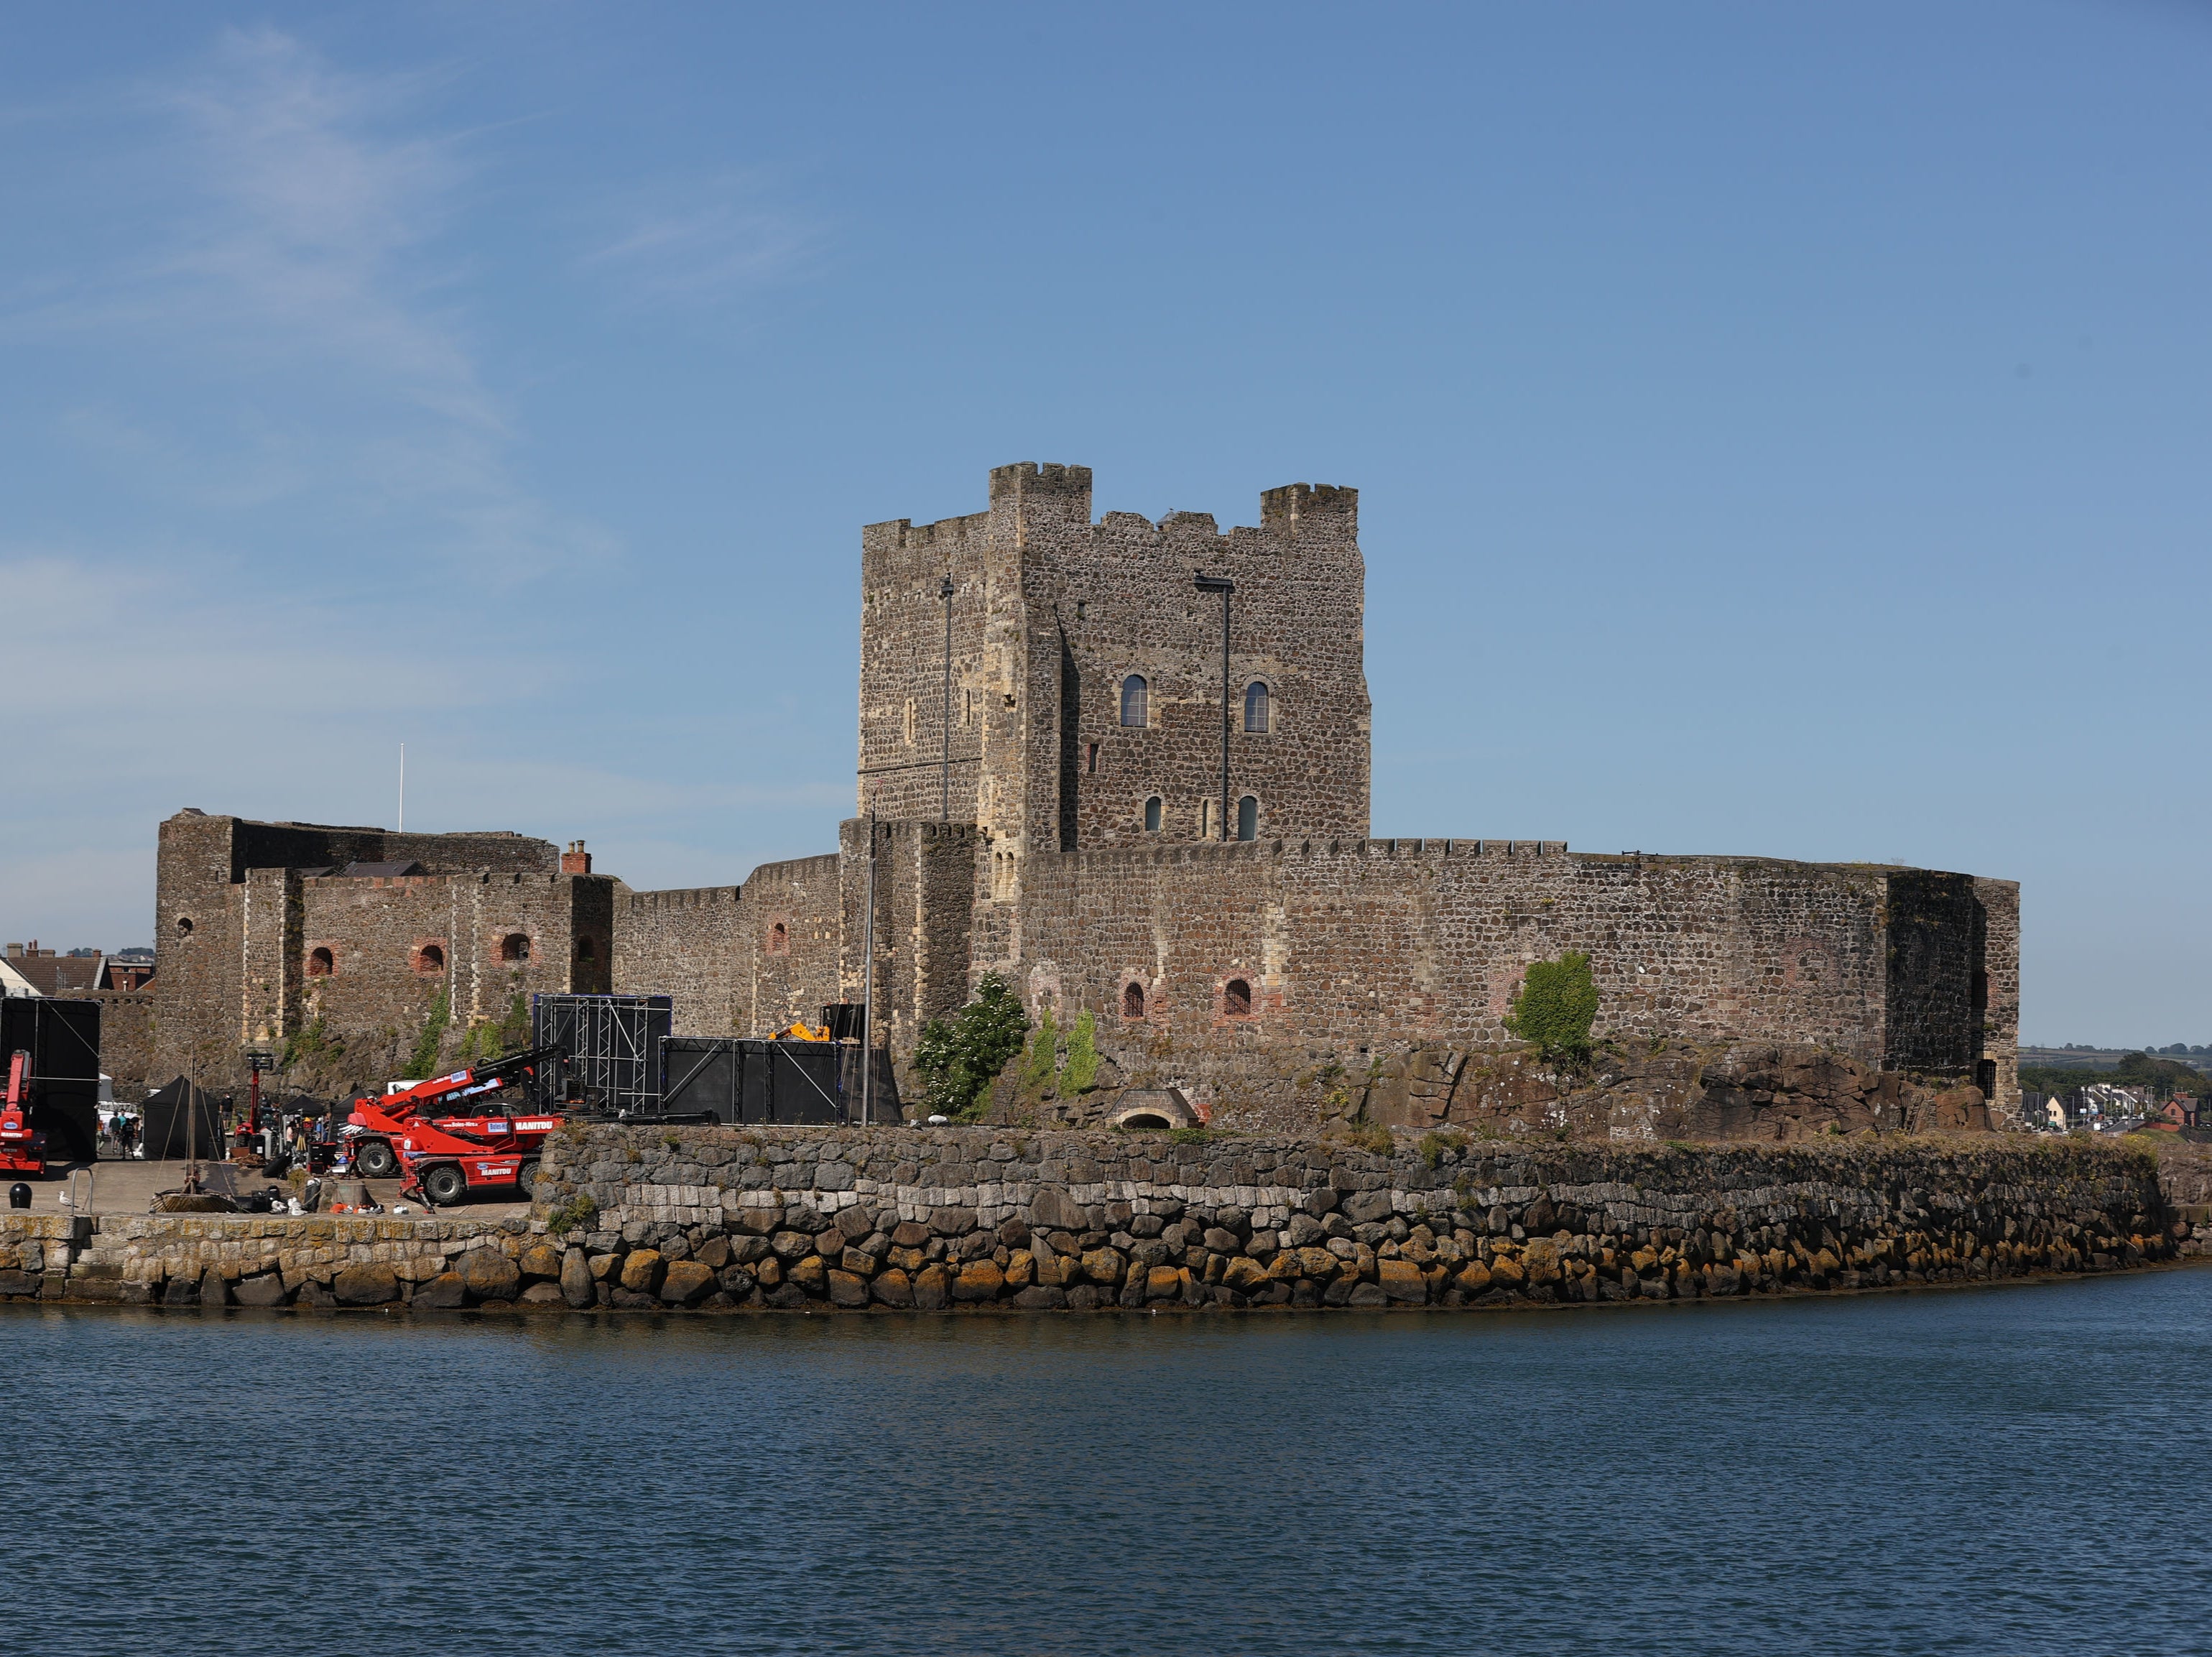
[660,1037,847,1125]
[0,996,101,1161]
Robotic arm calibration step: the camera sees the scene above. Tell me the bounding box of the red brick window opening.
[499,933,530,964]
[413,943,446,974]
[1086,742,1098,774]
[1123,981,1146,1019]
[575,936,596,964]
[306,946,333,977]
[1223,978,1251,1017]
[1244,680,1269,734]
[1119,675,1148,727]
[767,922,789,956]
[1971,971,1988,1009]
[1144,795,1162,832]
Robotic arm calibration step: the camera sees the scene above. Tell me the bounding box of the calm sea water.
[6,1270,2209,1657]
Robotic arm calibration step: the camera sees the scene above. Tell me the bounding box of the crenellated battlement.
[625,885,742,912]
[989,461,1093,514]
[1260,481,1358,537]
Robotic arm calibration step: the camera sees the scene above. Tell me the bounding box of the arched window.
[1223,978,1251,1017]
[175,915,194,936]
[1123,981,1146,1019]
[1244,680,1270,733]
[1119,675,1148,727]
[1237,795,1259,841]
[767,922,789,956]
[499,933,530,964]
[414,943,446,975]
[1144,795,1162,833]
[306,946,333,977]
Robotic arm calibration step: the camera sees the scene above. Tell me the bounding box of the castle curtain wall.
[1004,840,1994,1067]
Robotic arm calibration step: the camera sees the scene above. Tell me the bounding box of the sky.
[1,4,2206,1046]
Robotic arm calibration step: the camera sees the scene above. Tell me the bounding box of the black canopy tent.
[138,1076,223,1160]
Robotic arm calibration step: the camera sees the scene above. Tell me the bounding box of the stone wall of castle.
[1001,836,2018,1120]
[149,812,606,1091]
[716,852,843,1036]
[611,884,744,1036]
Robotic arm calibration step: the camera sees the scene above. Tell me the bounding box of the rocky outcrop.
[991,1039,1996,1143]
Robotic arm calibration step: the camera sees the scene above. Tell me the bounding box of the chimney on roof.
[4,943,19,959]
[560,840,593,875]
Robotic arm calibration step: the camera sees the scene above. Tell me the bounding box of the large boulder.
[333,1264,400,1306]
[1341,1191,1395,1225]
[1029,1186,1084,1232]
[1376,1260,1427,1303]
[871,1268,914,1307]
[412,1273,466,1308]
[826,1270,870,1308]
[560,1248,596,1308]
[660,1260,716,1304]
[912,1263,950,1311]
[1221,1257,1270,1294]
[518,1242,563,1282]
[233,1272,290,1308]
[460,1250,523,1301]
[953,1260,1004,1302]
[618,1250,665,1295]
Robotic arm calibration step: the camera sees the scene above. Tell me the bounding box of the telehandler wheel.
[422,1163,468,1206]
[517,1159,541,1196]
[353,1139,399,1179]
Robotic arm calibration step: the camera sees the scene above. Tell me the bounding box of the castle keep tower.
[857,461,1371,907]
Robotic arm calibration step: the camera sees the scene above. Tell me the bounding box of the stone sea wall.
[530,1126,2177,1312]
[2,1128,2196,1314]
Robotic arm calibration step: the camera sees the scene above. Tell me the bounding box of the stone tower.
[857,462,1371,961]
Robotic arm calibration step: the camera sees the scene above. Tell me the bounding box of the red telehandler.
[341,1045,565,1206]
[1,1051,48,1178]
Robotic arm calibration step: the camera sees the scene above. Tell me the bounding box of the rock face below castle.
[140,463,2018,1131]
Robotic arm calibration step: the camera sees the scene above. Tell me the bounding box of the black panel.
[652,1036,846,1125]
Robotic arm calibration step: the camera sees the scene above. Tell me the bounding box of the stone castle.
[131,463,2020,1133]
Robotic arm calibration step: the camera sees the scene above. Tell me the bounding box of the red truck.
[341,1046,565,1206]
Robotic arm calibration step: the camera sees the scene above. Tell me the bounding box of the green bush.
[1059,1010,1101,1094]
[545,1193,598,1236]
[1417,1129,1466,1168]
[1336,1120,1392,1155]
[913,973,1031,1122]
[1505,952,1599,1064]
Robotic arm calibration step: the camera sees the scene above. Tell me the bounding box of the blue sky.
[3,4,2206,1046]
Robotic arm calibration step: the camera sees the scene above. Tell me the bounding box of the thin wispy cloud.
[585,172,818,306]
[1,27,616,586]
